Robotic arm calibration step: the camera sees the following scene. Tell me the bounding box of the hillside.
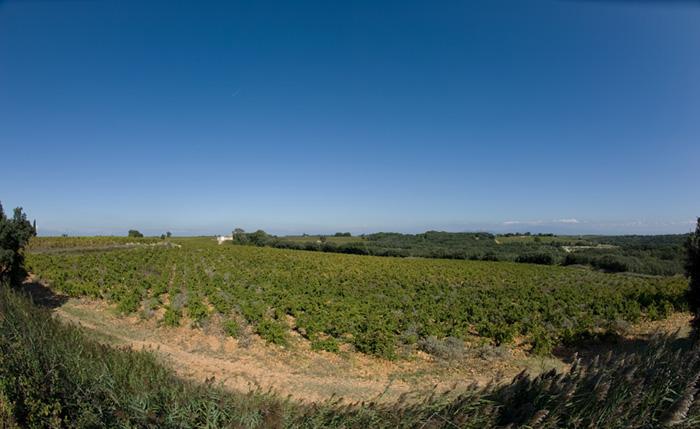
[25,236,686,358]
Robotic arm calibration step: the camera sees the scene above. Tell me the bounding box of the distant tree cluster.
[0,202,36,284]
[227,230,689,276]
[499,232,555,237]
[231,228,274,246]
[128,230,144,238]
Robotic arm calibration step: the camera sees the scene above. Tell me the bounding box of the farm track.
[21,276,693,404]
[50,296,523,403]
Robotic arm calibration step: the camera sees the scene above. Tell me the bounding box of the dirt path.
[21,277,693,404]
[53,297,539,403]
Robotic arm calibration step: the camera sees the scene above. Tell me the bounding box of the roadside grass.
[3,283,700,428]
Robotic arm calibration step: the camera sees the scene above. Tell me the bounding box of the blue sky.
[1,0,698,236]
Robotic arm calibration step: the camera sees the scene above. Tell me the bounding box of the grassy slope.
[2,284,700,428]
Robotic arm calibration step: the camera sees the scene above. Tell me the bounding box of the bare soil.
[21,276,693,404]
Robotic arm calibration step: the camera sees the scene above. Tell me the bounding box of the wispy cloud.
[555,218,580,224]
[503,218,579,226]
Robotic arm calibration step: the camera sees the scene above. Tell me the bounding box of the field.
[244,231,688,276]
[25,236,686,358]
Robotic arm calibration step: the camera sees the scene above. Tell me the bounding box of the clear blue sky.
[1,0,698,236]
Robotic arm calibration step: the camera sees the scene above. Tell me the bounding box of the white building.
[216,235,233,245]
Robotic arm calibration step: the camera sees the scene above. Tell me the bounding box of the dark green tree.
[232,228,248,244]
[0,202,36,284]
[166,231,172,238]
[128,229,144,238]
[686,218,700,332]
[248,230,270,246]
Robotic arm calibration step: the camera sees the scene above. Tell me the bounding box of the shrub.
[515,253,555,265]
[127,229,143,238]
[354,327,396,360]
[310,336,340,353]
[417,336,466,360]
[592,255,630,273]
[256,319,288,346]
[162,306,181,327]
[0,203,35,283]
[223,319,241,338]
[186,296,209,325]
[116,288,141,314]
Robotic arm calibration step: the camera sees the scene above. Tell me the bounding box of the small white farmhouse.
[216,235,233,245]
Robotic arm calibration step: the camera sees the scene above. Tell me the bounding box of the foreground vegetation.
[26,237,686,357]
[3,283,700,428]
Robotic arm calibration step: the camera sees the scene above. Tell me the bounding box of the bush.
[223,319,241,338]
[127,229,143,238]
[186,296,209,325]
[116,287,141,314]
[354,327,396,360]
[0,203,36,283]
[162,306,181,327]
[515,253,554,265]
[310,336,340,353]
[417,336,466,360]
[592,255,630,273]
[256,319,288,346]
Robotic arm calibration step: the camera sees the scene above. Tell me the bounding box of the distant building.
[216,235,233,245]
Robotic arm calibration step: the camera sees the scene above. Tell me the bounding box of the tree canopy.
[128,230,144,238]
[0,202,36,284]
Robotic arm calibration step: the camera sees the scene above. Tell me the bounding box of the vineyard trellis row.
[25,237,687,358]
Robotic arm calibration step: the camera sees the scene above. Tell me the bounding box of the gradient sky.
[1,0,699,236]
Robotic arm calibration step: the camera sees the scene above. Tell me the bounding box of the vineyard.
[26,235,162,251]
[25,237,687,358]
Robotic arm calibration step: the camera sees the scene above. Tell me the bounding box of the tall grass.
[2,283,700,428]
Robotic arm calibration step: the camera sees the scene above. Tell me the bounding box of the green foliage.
[354,323,397,360]
[3,284,700,428]
[0,286,291,428]
[256,319,288,346]
[0,202,36,283]
[223,319,241,338]
[115,286,142,314]
[186,295,209,325]
[25,237,687,359]
[26,235,160,251]
[162,306,181,327]
[271,231,688,276]
[232,229,274,246]
[310,336,340,353]
[127,229,144,238]
[515,253,555,265]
